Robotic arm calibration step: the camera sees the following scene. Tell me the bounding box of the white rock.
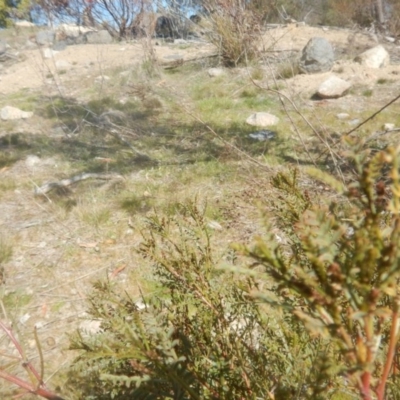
[384,123,395,130]
[57,23,92,39]
[246,112,279,127]
[207,220,223,230]
[336,113,350,120]
[208,68,225,77]
[354,45,390,69]
[385,36,396,43]
[95,75,110,82]
[316,76,351,99]
[15,20,36,28]
[174,39,187,44]
[1,106,33,120]
[19,313,30,324]
[25,155,41,168]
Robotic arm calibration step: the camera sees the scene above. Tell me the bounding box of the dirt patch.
[0,40,216,95]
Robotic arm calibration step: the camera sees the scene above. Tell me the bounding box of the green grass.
[363,89,373,97]
[376,78,394,85]
[276,59,301,79]
[3,291,32,310]
[120,194,154,214]
[79,207,111,229]
[0,237,12,264]
[0,90,39,111]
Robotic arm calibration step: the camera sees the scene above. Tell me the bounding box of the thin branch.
[318,92,400,160]
[0,322,65,400]
[376,304,400,400]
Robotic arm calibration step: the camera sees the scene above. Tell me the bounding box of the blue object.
[248,130,276,141]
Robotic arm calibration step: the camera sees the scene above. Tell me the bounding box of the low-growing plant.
[240,144,400,400]
[0,236,12,265]
[67,201,335,399]
[276,58,301,79]
[67,140,400,399]
[363,89,373,97]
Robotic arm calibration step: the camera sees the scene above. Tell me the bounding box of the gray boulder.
[299,37,334,74]
[85,30,113,44]
[36,30,55,46]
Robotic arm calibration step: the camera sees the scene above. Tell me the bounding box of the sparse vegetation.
[201,0,264,66]
[1,2,400,398]
[363,89,374,97]
[276,58,301,79]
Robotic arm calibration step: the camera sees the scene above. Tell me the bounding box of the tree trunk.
[375,0,385,25]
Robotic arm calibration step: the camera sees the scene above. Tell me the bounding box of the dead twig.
[34,172,124,196]
[317,92,400,160]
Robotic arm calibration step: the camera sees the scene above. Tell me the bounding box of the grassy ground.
[0,40,400,397]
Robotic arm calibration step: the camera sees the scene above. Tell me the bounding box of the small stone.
[25,155,41,168]
[316,76,351,99]
[19,313,30,324]
[246,112,279,127]
[1,106,33,120]
[385,36,396,43]
[336,113,350,120]
[207,220,223,230]
[384,123,395,130]
[119,70,131,77]
[208,68,225,77]
[15,20,36,27]
[95,75,110,82]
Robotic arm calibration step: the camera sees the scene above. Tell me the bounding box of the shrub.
[201,0,263,67]
[242,146,400,400]
[68,143,400,400]
[67,202,333,399]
